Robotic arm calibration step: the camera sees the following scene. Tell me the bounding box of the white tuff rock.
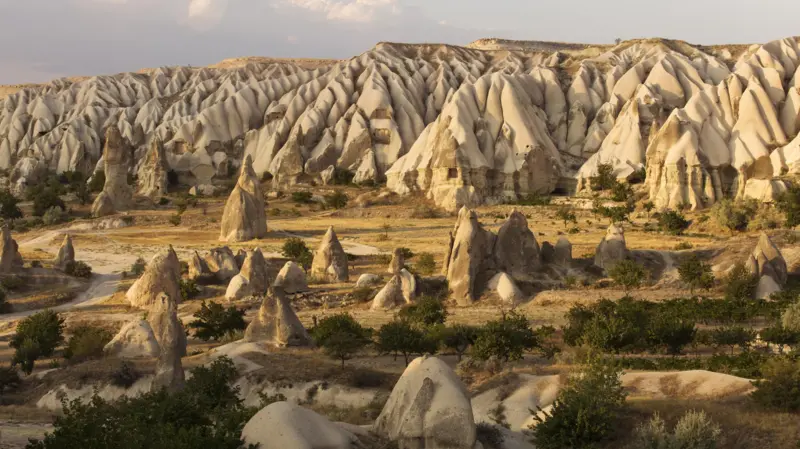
[242,402,361,449]
[244,288,311,347]
[220,155,267,243]
[91,127,133,218]
[594,223,629,272]
[125,247,182,308]
[311,227,349,282]
[104,320,160,359]
[273,261,308,293]
[53,235,75,270]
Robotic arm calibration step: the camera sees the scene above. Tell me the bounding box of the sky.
[1,0,799,84]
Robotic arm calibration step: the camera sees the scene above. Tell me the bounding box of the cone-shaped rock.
[244,287,311,347]
[444,207,495,306]
[137,138,169,198]
[487,272,525,305]
[187,250,212,281]
[747,233,788,285]
[220,155,267,243]
[388,248,405,274]
[150,292,186,391]
[242,402,360,449]
[554,236,573,267]
[594,223,629,272]
[104,319,160,359]
[126,247,182,308]
[311,227,349,282]
[53,235,75,270]
[204,246,240,282]
[371,269,416,311]
[274,261,308,293]
[493,209,540,281]
[226,249,269,300]
[92,127,133,217]
[0,225,23,272]
[373,355,476,449]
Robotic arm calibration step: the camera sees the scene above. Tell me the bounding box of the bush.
[63,326,113,363]
[10,310,65,374]
[415,252,437,275]
[0,289,11,314]
[608,259,647,293]
[64,261,92,278]
[180,279,201,300]
[27,357,254,449]
[281,237,313,269]
[710,199,753,234]
[582,297,650,354]
[635,410,722,449]
[310,313,372,368]
[0,365,21,398]
[590,163,617,191]
[188,301,246,342]
[42,206,66,226]
[775,184,800,228]
[397,296,448,328]
[515,194,551,206]
[658,209,690,235]
[88,171,106,193]
[556,207,577,229]
[710,326,755,354]
[110,362,141,388]
[475,423,505,449]
[129,258,146,278]
[610,181,633,202]
[782,301,800,332]
[472,312,537,362]
[324,191,349,209]
[168,214,182,227]
[440,324,479,361]
[751,357,800,412]
[678,255,714,295]
[376,320,437,365]
[531,358,626,449]
[648,313,696,355]
[723,263,758,301]
[0,189,22,220]
[291,191,313,204]
[331,168,355,185]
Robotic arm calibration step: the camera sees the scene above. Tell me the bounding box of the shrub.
[581,297,650,354]
[281,237,313,269]
[10,310,65,374]
[598,205,630,223]
[590,163,617,191]
[440,325,479,361]
[331,168,355,185]
[324,191,349,209]
[515,193,551,206]
[643,201,655,219]
[608,259,647,293]
[179,279,201,300]
[0,289,11,314]
[710,326,755,354]
[782,301,800,332]
[775,184,800,228]
[472,311,537,362]
[88,171,106,192]
[648,313,696,355]
[42,206,66,226]
[723,263,758,301]
[1,275,24,291]
[376,320,437,365]
[531,358,626,449]
[0,365,21,398]
[63,326,113,363]
[291,191,313,204]
[751,357,800,412]
[64,261,92,278]
[678,255,714,295]
[168,214,182,227]
[398,247,414,259]
[415,252,437,275]
[310,313,372,368]
[710,199,753,234]
[110,362,141,388]
[475,423,505,449]
[129,258,146,278]
[635,410,722,449]
[610,181,633,202]
[658,209,690,235]
[30,188,66,218]
[556,207,577,229]
[188,301,246,342]
[0,189,22,220]
[397,296,448,328]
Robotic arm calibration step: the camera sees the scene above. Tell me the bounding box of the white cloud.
[187,0,229,29]
[283,0,398,23]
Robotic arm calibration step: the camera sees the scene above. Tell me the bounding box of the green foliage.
[658,209,690,235]
[281,237,313,269]
[188,301,246,342]
[608,259,647,293]
[643,201,655,218]
[397,296,448,328]
[590,163,617,191]
[324,191,349,209]
[30,187,66,218]
[514,193,551,206]
[129,258,146,278]
[759,325,800,349]
[376,320,437,365]
[42,206,66,226]
[180,279,201,300]
[88,171,105,193]
[677,255,715,295]
[476,423,505,449]
[472,312,537,362]
[310,313,372,367]
[26,357,256,449]
[10,310,65,374]
[597,205,631,223]
[0,289,11,314]
[634,410,722,449]
[0,365,21,398]
[0,189,22,220]
[582,297,650,354]
[775,184,800,228]
[291,191,313,204]
[415,252,437,275]
[782,301,800,332]
[64,261,92,278]
[648,313,697,355]
[439,324,479,361]
[610,181,633,202]
[751,357,800,412]
[331,168,355,185]
[710,199,755,234]
[168,214,182,227]
[63,326,113,363]
[110,362,140,388]
[531,358,627,449]
[618,352,768,378]
[397,247,414,259]
[724,263,758,301]
[556,207,577,229]
[710,326,755,354]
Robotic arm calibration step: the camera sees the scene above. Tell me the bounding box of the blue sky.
[1,0,799,84]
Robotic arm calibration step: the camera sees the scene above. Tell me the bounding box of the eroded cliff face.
[1,38,798,210]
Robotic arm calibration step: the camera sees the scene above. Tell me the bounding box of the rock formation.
[187,250,212,281]
[226,249,270,300]
[388,248,405,275]
[137,138,169,198]
[0,225,23,272]
[373,356,476,449]
[594,223,629,272]
[553,236,573,268]
[53,235,75,270]
[273,261,308,293]
[219,155,267,243]
[203,246,240,282]
[125,247,182,308]
[493,210,540,281]
[371,269,416,311]
[91,127,133,217]
[356,274,382,287]
[150,292,187,391]
[103,320,160,359]
[311,227,348,282]
[242,402,361,449]
[747,233,788,299]
[244,288,311,347]
[487,272,524,305]
[444,207,495,306]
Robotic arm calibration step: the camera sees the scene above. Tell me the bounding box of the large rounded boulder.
[242,402,361,449]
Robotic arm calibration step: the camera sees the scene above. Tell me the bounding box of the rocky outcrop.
[242,402,361,449]
[150,292,186,391]
[137,138,169,198]
[356,274,382,287]
[747,233,788,299]
[204,247,240,282]
[187,250,212,281]
[594,224,629,272]
[226,249,270,300]
[553,236,573,268]
[244,288,311,347]
[273,261,308,293]
[0,225,23,272]
[388,248,405,275]
[493,210,540,281]
[53,235,75,270]
[371,269,416,311]
[311,227,349,282]
[219,155,267,243]
[487,272,524,305]
[374,356,476,449]
[125,247,182,308]
[91,127,133,218]
[103,320,160,359]
[444,207,495,306]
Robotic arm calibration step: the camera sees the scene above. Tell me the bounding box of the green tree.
[710,326,755,354]
[397,296,448,328]
[648,313,696,355]
[677,255,714,295]
[0,366,21,399]
[376,320,437,365]
[64,261,92,278]
[30,187,66,217]
[531,358,627,449]
[582,298,649,354]
[658,209,690,235]
[310,313,371,368]
[775,185,800,228]
[439,325,479,361]
[751,357,800,412]
[179,279,201,300]
[324,191,348,209]
[710,199,751,234]
[188,301,246,341]
[281,238,313,270]
[10,310,65,374]
[0,189,22,220]
[63,326,113,363]
[556,207,577,229]
[759,326,800,353]
[608,259,647,293]
[610,181,633,202]
[415,252,437,275]
[600,205,630,223]
[590,163,617,191]
[643,201,655,220]
[723,263,758,302]
[472,312,537,362]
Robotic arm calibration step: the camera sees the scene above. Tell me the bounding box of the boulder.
[388,248,405,275]
[225,274,251,301]
[91,127,133,217]
[371,275,405,311]
[756,275,782,300]
[103,320,160,359]
[242,402,360,449]
[747,233,788,287]
[444,207,495,306]
[0,225,22,272]
[594,223,629,272]
[220,155,267,242]
[553,236,573,268]
[244,288,311,347]
[53,234,75,270]
[204,247,240,282]
[487,272,524,305]
[137,138,169,198]
[356,274,382,287]
[311,227,349,282]
[373,356,476,449]
[240,249,270,294]
[150,292,186,391]
[125,247,182,309]
[493,210,540,281]
[274,261,308,293]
